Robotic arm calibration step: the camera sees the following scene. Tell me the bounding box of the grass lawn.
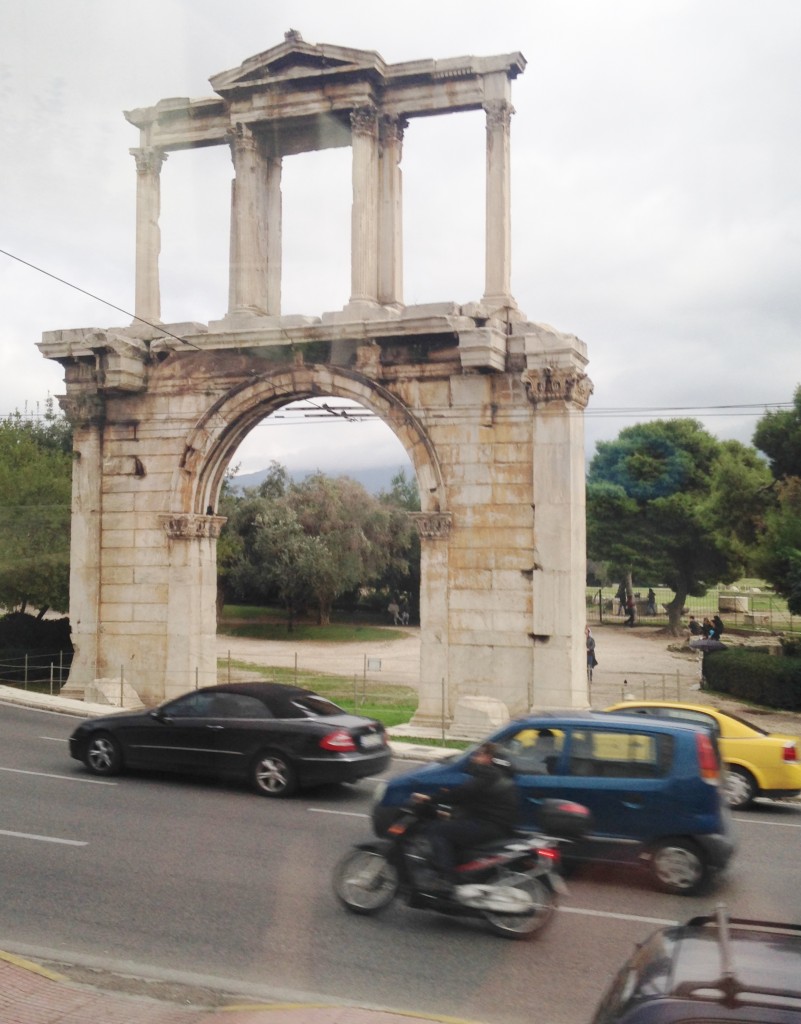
[219,605,404,644]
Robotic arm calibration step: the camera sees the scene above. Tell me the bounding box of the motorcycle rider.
[413,741,519,894]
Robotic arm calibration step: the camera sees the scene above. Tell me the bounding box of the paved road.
[2,700,801,1024]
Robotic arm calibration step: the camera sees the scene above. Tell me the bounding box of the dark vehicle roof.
[192,682,345,717]
[596,908,801,1021]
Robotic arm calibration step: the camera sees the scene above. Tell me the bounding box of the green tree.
[752,385,801,480]
[753,388,801,610]
[0,407,73,614]
[287,473,407,625]
[587,419,771,633]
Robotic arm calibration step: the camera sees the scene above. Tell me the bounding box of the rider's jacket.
[446,761,519,832]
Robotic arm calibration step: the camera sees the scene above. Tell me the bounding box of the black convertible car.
[69,682,391,797]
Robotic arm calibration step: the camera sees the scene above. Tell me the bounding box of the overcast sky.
[2,0,799,478]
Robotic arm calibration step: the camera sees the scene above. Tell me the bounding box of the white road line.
[40,736,68,742]
[0,766,116,786]
[308,808,369,818]
[559,906,677,926]
[733,815,801,829]
[0,829,87,847]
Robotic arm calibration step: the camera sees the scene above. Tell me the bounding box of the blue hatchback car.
[373,710,736,895]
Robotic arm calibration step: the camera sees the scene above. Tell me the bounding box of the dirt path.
[218,622,801,735]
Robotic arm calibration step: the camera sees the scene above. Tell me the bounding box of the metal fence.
[586,586,799,634]
[0,651,72,693]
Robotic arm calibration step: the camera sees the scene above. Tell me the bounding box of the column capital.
[130,147,168,175]
[59,391,106,427]
[483,99,514,131]
[522,366,594,409]
[379,113,408,148]
[225,122,260,156]
[350,105,379,139]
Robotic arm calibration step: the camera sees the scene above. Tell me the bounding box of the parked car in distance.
[372,711,735,895]
[69,682,390,797]
[605,700,801,810]
[590,904,801,1022]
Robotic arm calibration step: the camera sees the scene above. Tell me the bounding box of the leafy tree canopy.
[587,419,772,631]
[218,464,418,627]
[0,405,73,614]
[753,384,801,480]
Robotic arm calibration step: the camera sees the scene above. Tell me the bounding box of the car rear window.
[568,728,674,779]
[289,695,347,717]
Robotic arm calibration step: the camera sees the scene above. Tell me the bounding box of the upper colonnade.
[124,29,525,324]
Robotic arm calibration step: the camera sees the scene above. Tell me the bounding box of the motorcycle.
[332,797,591,939]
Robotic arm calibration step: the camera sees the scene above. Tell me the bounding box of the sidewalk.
[0,950,476,1024]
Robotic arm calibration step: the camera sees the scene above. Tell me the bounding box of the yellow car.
[604,700,801,809]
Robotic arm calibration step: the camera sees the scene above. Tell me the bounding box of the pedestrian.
[702,616,714,638]
[646,588,657,616]
[586,626,598,682]
[387,599,400,625]
[616,582,627,616]
[688,615,703,636]
[711,614,725,640]
[625,594,636,627]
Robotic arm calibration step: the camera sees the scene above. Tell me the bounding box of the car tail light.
[696,732,720,783]
[319,729,358,752]
[782,742,798,763]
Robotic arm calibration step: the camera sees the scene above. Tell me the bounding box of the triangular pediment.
[209,30,386,94]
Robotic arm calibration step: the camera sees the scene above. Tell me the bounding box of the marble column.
[378,114,406,308]
[131,147,167,324]
[227,123,280,315]
[349,106,380,307]
[482,100,515,310]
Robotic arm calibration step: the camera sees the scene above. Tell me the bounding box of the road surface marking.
[0,829,87,846]
[0,766,116,785]
[308,808,369,818]
[560,906,677,925]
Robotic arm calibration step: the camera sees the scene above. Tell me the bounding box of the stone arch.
[175,364,445,517]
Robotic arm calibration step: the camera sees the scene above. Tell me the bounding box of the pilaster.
[348,106,380,310]
[482,99,516,312]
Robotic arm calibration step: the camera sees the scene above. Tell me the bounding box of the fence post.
[59,650,63,691]
[598,588,603,624]
[24,653,28,690]
[227,650,231,684]
[441,677,446,742]
[120,666,124,707]
[50,663,54,695]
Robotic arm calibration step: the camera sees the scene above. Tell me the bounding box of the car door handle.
[206,724,224,730]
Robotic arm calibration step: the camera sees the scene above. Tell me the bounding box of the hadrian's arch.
[39,32,593,721]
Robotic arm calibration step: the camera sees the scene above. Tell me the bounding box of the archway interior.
[229,396,414,495]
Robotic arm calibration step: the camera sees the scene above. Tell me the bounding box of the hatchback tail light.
[696,733,720,784]
[319,729,358,752]
[782,742,798,763]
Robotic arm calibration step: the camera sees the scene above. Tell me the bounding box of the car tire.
[648,839,706,895]
[84,732,122,776]
[251,750,297,797]
[724,765,757,809]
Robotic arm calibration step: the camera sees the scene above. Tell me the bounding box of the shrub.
[703,648,801,710]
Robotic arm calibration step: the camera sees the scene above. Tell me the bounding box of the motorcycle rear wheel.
[482,875,557,940]
[333,849,399,915]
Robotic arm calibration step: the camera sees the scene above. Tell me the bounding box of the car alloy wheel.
[649,839,705,895]
[85,732,122,776]
[252,751,297,797]
[724,765,757,809]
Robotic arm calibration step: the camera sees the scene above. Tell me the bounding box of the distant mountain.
[231,465,409,495]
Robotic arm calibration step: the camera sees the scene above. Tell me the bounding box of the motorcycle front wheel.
[482,875,558,940]
[333,849,400,915]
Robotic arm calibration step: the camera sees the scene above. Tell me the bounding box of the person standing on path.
[586,626,598,682]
